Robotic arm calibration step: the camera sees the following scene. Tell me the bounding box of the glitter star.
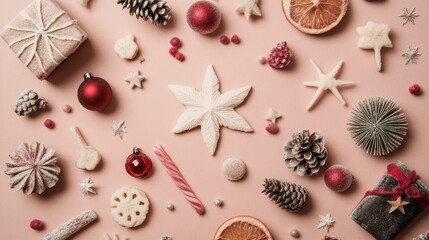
[398,8,419,26]
[125,70,145,89]
[80,177,96,195]
[317,213,336,230]
[112,120,127,139]
[388,196,409,214]
[303,60,354,111]
[402,46,422,65]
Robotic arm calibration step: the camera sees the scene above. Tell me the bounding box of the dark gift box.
[351,161,429,240]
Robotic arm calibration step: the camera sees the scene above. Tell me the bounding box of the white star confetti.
[318,213,336,230]
[112,120,127,139]
[402,46,422,65]
[398,8,419,26]
[168,64,253,155]
[236,0,262,20]
[265,108,281,123]
[125,70,145,89]
[304,60,354,111]
[80,177,96,195]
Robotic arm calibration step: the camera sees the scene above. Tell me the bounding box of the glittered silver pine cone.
[14,90,47,116]
[414,232,429,240]
[4,142,61,195]
[347,97,408,156]
[262,178,309,212]
[117,0,171,26]
[283,130,327,176]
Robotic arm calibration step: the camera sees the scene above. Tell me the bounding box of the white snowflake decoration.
[317,213,336,230]
[5,0,83,74]
[402,46,422,65]
[80,177,96,195]
[398,8,419,26]
[112,120,127,139]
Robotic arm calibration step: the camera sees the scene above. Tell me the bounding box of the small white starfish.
[112,120,127,139]
[402,46,422,65]
[304,60,354,111]
[125,70,145,89]
[317,213,336,230]
[357,21,392,71]
[80,177,96,195]
[236,0,262,20]
[398,8,419,26]
[265,108,281,123]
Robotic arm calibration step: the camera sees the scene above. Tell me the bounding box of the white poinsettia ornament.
[168,64,253,155]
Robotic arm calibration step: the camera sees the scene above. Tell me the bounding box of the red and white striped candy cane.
[153,144,205,215]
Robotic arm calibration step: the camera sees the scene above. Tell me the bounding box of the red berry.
[219,35,229,45]
[231,34,240,44]
[125,148,153,178]
[44,119,55,129]
[409,84,422,95]
[170,37,182,48]
[265,122,279,134]
[30,219,44,231]
[169,47,178,57]
[174,52,185,62]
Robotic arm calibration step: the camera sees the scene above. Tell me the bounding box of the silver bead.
[62,104,72,113]
[213,199,223,207]
[290,229,300,238]
[166,202,174,211]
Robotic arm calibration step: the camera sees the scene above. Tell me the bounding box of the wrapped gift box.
[1,0,87,80]
[351,161,429,240]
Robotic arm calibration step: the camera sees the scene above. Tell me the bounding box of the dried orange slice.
[213,216,273,240]
[282,0,349,35]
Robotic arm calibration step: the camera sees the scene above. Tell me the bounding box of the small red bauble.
[324,165,354,192]
[219,35,229,45]
[170,37,182,48]
[231,34,240,44]
[265,122,279,134]
[175,52,185,62]
[169,47,178,57]
[186,1,221,34]
[30,219,44,230]
[409,84,422,95]
[78,73,112,111]
[44,119,55,129]
[125,148,153,178]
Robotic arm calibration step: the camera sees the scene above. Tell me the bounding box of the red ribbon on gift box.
[364,163,429,209]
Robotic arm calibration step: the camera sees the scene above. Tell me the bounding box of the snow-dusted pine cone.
[14,90,47,116]
[267,42,292,69]
[117,0,171,26]
[283,129,327,176]
[262,178,308,212]
[414,231,429,240]
[4,142,61,195]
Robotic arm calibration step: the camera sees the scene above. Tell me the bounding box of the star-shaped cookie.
[125,70,145,88]
[236,0,262,20]
[168,64,253,155]
[304,60,353,110]
[357,21,392,71]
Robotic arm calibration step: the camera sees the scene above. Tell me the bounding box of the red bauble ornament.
[324,165,354,192]
[78,73,112,111]
[186,1,221,34]
[125,148,153,178]
[30,219,44,230]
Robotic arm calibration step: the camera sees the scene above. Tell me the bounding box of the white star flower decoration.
[402,46,422,65]
[236,0,262,20]
[125,70,145,89]
[318,213,336,230]
[357,21,392,71]
[168,64,253,155]
[304,60,354,111]
[398,8,419,26]
[112,120,127,139]
[80,177,96,195]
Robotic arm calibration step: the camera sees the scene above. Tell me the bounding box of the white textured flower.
[80,177,96,195]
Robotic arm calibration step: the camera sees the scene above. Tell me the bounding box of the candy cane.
[42,210,97,240]
[153,144,205,215]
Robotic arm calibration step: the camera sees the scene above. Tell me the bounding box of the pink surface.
[0,0,428,239]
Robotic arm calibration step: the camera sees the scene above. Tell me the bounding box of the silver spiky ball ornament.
[347,97,408,156]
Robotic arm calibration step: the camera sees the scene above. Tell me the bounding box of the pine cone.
[14,90,48,116]
[267,42,292,69]
[117,0,171,26]
[414,232,429,240]
[283,129,327,176]
[262,178,309,212]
